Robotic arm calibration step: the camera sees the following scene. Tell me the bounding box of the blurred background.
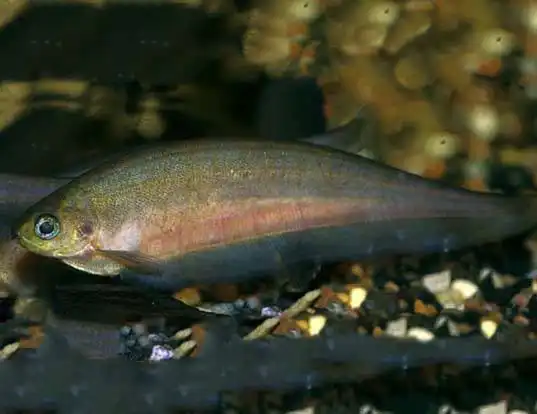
[2,0,537,192]
[2,1,537,413]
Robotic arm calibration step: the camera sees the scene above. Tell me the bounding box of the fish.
[0,115,369,296]
[0,174,70,297]
[0,175,222,359]
[13,120,537,291]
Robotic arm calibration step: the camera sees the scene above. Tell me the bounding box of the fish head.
[15,192,97,259]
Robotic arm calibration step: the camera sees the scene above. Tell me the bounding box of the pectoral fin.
[96,250,163,275]
[95,250,182,291]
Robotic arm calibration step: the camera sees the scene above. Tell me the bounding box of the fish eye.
[34,214,61,240]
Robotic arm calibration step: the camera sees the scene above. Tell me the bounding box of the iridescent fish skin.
[0,174,68,297]
[14,134,537,288]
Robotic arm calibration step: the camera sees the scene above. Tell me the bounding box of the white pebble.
[479,267,493,280]
[480,319,499,339]
[0,342,20,360]
[477,400,507,414]
[349,286,368,309]
[359,404,379,414]
[386,317,408,338]
[479,267,504,288]
[286,407,315,414]
[422,269,452,294]
[150,345,173,362]
[438,404,458,414]
[451,279,479,300]
[308,315,326,336]
[436,289,465,310]
[434,316,460,336]
[407,327,435,342]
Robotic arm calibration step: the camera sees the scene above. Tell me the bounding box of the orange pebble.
[174,288,202,306]
[273,317,306,336]
[414,299,438,316]
[190,324,207,357]
[19,326,44,349]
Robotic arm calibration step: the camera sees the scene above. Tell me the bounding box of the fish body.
[0,116,370,296]
[14,134,537,289]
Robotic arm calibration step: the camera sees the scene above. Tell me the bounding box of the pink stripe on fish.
[136,197,372,259]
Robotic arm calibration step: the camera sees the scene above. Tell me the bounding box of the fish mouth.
[51,244,95,260]
[17,237,57,258]
[17,235,92,259]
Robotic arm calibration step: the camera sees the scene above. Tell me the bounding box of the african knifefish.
[0,115,368,296]
[14,119,537,290]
